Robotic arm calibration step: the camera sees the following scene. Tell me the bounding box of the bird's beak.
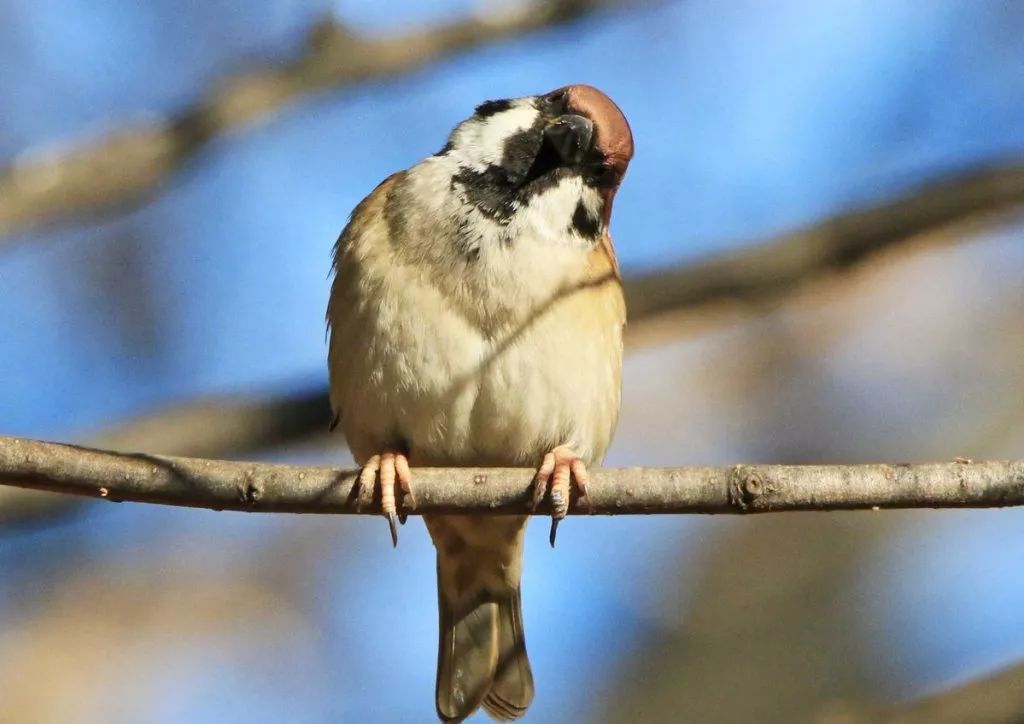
[543,114,594,165]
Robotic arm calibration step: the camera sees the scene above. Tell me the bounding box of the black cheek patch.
[452,165,515,223]
[474,99,514,118]
[500,126,544,186]
[570,200,601,239]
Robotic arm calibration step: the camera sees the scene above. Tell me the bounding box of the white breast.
[337,264,622,468]
[331,152,622,469]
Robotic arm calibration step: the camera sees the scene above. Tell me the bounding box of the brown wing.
[584,229,626,332]
[326,172,406,427]
[590,229,622,281]
[327,171,405,317]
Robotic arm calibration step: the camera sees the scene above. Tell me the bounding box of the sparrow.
[327,84,633,721]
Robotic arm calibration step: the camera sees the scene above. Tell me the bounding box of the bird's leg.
[358,451,415,547]
[531,444,592,547]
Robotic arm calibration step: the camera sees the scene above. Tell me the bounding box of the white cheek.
[508,177,602,248]
[450,102,538,171]
[473,181,604,309]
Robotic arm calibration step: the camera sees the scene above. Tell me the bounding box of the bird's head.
[433,84,633,247]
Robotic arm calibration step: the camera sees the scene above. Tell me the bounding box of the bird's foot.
[358,451,415,547]
[531,444,592,547]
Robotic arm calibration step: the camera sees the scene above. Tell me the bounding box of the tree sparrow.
[327,84,633,721]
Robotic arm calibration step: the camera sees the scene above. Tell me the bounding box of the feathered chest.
[386,159,608,331]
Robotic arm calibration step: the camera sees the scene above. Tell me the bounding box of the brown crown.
[549,84,634,180]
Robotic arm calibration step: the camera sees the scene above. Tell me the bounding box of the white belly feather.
[337,259,622,468]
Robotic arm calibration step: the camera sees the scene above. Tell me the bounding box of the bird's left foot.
[358,451,415,547]
[531,445,592,547]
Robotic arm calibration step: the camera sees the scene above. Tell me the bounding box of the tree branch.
[2,435,1022,515]
[3,162,1022,523]
[0,0,641,238]
[0,388,333,526]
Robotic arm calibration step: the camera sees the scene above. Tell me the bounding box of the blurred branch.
[86,386,331,457]
[879,662,1024,724]
[608,516,885,722]
[0,0,642,239]
[825,661,1024,724]
[3,436,1024,515]
[626,161,1024,321]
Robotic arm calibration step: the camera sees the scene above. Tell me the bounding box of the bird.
[327,84,633,721]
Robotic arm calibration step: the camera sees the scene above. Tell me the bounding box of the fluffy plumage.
[327,85,633,721]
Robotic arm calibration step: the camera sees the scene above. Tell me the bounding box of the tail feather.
[483,691,525,722]
[436,596,499,721]
[482,591,534,720]
[429,515,534,722]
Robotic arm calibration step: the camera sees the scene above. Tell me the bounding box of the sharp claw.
[387,512,399,547]
[549,488,567,547]
[360,451,412,547]
[549,489,564,518]
[539,447,588,546]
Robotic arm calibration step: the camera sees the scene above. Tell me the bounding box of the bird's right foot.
[358,451,415,547]
[531,445,593,547]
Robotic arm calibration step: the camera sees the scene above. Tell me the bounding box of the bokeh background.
[2,0,1024,722]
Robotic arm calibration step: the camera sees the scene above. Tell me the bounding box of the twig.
[0,387,332,526]
[0,0,642,238]
[2,436,1023,515]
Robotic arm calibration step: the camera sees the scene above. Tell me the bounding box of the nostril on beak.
[544,114,594,164]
